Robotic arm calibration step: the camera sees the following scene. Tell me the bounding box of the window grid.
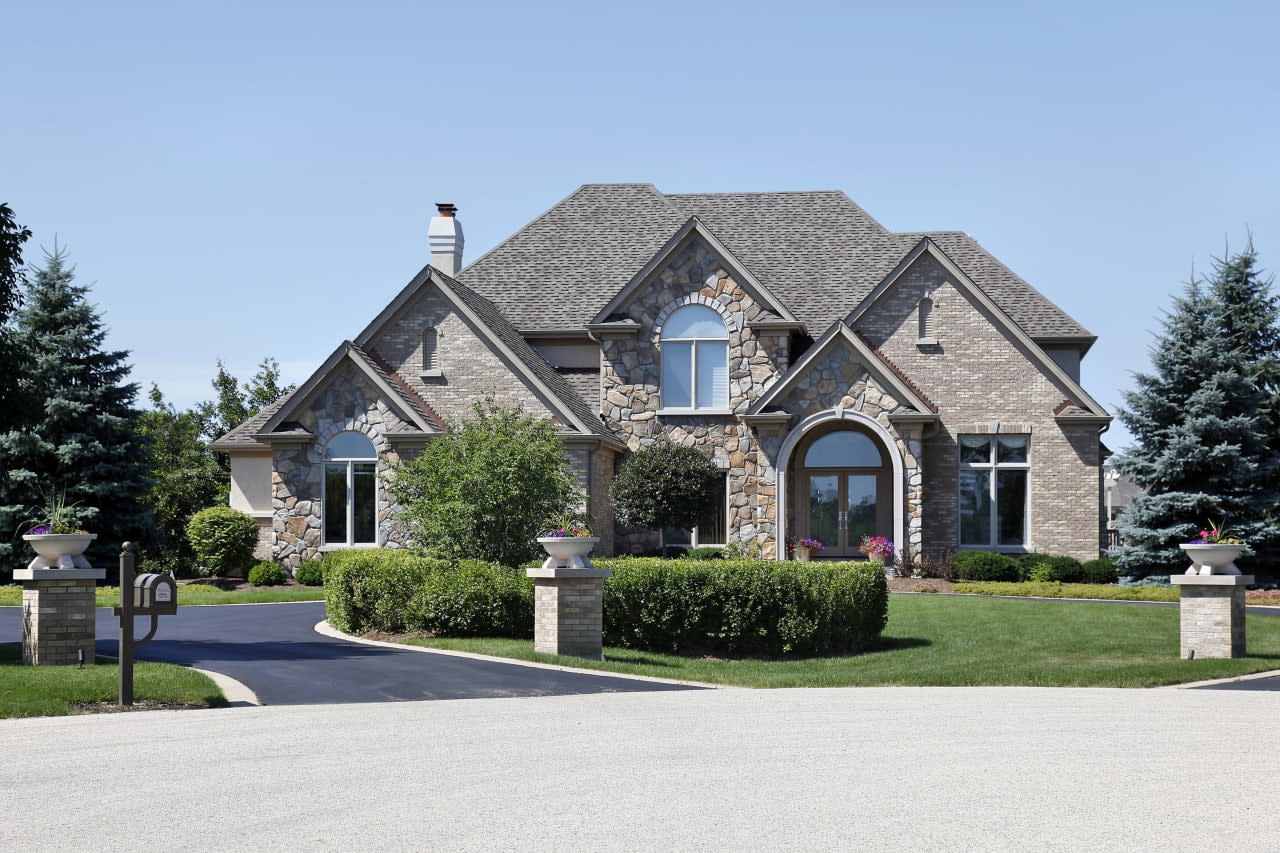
[958,435,1029,549]
[660,305,729,411]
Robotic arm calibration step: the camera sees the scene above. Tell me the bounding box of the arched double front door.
[793,426,892,559]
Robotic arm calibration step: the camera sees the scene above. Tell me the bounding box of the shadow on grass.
[867,636,932,655]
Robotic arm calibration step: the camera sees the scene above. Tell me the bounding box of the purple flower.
[28,524,51,535]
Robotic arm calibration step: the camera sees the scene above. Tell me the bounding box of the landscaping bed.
[0,644,227,718]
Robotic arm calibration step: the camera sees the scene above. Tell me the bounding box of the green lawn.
[951,581,1181,602]
[0,644,227,718]
[0,585,325,607]
[399,594,1280,688]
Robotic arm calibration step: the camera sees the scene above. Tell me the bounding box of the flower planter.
[1179,543,1245,576]
[22,533,97,570]
[537,536,599,569]
[793,547,811,563]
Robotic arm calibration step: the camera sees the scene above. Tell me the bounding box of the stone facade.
[20,573,101,665]
[530,572,609,659]
[1173,576,1250,659]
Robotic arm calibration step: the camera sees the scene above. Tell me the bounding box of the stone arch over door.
[775,409,906,563]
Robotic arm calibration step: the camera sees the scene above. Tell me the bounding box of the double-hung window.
[958,434,1029,548]
[323,431,378,546]
[660,305,729,411]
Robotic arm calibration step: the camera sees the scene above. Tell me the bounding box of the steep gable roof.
[457,184,1092,341]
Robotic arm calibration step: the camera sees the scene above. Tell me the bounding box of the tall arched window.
[660,305,729,411]
[323,431,377,546]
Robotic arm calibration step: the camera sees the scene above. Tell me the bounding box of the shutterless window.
[323,431,377,546]
[660,306,729,410]
[662,473,728,548]
[958,435,1028,547]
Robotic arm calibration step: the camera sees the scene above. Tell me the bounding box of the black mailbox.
[134,573,178,616]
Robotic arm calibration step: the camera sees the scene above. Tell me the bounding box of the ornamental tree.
[395,398,578,567]
[610,441,721,532]
[1115,248,1280,576]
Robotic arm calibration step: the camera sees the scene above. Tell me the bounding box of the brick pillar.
[526,567,612,660]
[1170,574,1253,659]
[14,568,106,665]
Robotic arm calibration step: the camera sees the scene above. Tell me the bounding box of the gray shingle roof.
[458,184,1091,339]
[209,396,290,451]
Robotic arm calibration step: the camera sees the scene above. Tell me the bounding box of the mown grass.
[0,644,227,718]
[952,581,1181,602]
[0,585,325,607]
[398,594,1280,688]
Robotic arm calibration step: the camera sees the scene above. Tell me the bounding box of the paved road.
[0,602,695,704]
[3,686,1279,851]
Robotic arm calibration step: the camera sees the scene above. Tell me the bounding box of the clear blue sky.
[6,0,1278,450]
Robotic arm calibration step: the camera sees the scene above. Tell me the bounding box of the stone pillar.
[525,567,612,660]
[14,567,106,665]
[1170,574,1254,659]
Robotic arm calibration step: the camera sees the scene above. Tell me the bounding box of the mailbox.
[134,573,178,616]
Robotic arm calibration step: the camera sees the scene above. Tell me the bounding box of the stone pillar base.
[1170,574,1254,659]
[525,566,612,660]
[14,567,107,665]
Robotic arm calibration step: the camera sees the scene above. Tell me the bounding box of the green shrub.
[610,442,721,531]
[294,560,324,586]
[1082,557,1119,584]
[1026,562,1055,583]
[600,558,888,657]
[1016,552,1056,580]
[247,561,287,586]
[323,549,531,637]
[953,551,1020,582]
[186,507,258,578]
[687,547,724,560]
[1016,553,1087,583]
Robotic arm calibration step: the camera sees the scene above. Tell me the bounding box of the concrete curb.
[189,667,262,706]
[313,620,720,690]
[1165,667,1280,690]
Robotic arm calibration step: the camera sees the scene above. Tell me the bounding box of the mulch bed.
[887,577,955,594]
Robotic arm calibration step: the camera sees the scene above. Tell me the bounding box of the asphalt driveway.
[0,602,696,705]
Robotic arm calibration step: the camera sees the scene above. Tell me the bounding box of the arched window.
[660,305,729,411]
[803,431,883,468]
[323,431,377,546]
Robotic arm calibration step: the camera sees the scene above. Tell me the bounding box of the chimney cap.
[435,202,458,217]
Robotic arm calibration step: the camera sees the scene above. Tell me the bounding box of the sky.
[5,0,1278,451]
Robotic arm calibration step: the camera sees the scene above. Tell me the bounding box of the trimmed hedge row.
[953,551,1119,585]
[324,551,889,658]
[599,558,887,657]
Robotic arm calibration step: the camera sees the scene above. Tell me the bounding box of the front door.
[805,472,880,558]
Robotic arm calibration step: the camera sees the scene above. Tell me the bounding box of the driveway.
[0,602,695,705]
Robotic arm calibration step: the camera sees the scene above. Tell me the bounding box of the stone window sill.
[956,545,1030,554]
[419,370,444,381]
[656,408,734,417]
[318,543,381,552]
[916,337,939,349]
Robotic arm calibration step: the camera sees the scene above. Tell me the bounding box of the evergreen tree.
[0,203,32,433]
[0,246,151,572]
[137,385,226,569]
[1116,264,1280,575]
[1207,241,1280,444]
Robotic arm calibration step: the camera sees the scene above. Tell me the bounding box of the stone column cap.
[1171,574,1255,587]
[526,567,613,580]
[14,567,106,581]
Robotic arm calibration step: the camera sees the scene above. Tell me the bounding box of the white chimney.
[428,202,464,276]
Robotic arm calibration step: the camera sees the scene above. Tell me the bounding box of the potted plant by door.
[789,537,824,562]
[21,490,96,570]
[1179,520,1246,575]
[537,519,600,568]
[859,535,895,567]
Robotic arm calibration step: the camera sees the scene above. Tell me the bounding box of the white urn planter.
[1179,543,1245,576]
[23,533,97,570]
[537,536,599,569]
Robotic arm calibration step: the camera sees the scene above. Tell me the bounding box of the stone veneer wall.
[853,253,1102,560]
[271,364,415,568]
[600,236,791,557]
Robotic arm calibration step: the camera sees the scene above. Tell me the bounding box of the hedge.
[186,507,259,578]
[953,551,1021,582]
[324,551,888,658]
[599,558,888,657]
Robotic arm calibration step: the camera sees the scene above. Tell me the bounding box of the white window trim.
[322,455,379,547]
[957,435,1030,551]
[659,308,729,411]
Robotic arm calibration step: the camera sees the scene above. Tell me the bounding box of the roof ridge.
[665,189,847,197]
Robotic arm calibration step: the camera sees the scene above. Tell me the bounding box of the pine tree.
[1116,260,1280,575]
[0,203,32,433]
[0,246,151,572]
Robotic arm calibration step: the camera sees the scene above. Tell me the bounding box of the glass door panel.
[808,475,839,552]
[845,474,877,548]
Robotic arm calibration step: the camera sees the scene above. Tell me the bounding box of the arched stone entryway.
[775,409,906,562]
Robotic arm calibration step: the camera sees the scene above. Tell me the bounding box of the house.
[213,185,1110,568]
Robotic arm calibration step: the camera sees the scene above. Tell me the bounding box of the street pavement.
[0,602,696,704]
[2,685,1278,851]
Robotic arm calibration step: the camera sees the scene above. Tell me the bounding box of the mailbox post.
[114,543,178,706]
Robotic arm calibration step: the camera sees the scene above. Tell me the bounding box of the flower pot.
[1179,543,1245,576]
[23,533,97,570]
[537,536,599,569]
[793,547,811,563]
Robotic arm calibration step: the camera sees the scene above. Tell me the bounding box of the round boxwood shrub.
[610,442,721,531]
[954,550,1020,582]
[294,559,324,586]
[1082,557,1118,584]
[186,507,258,578]
[247,560,288,586]
[601,558,888,656]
